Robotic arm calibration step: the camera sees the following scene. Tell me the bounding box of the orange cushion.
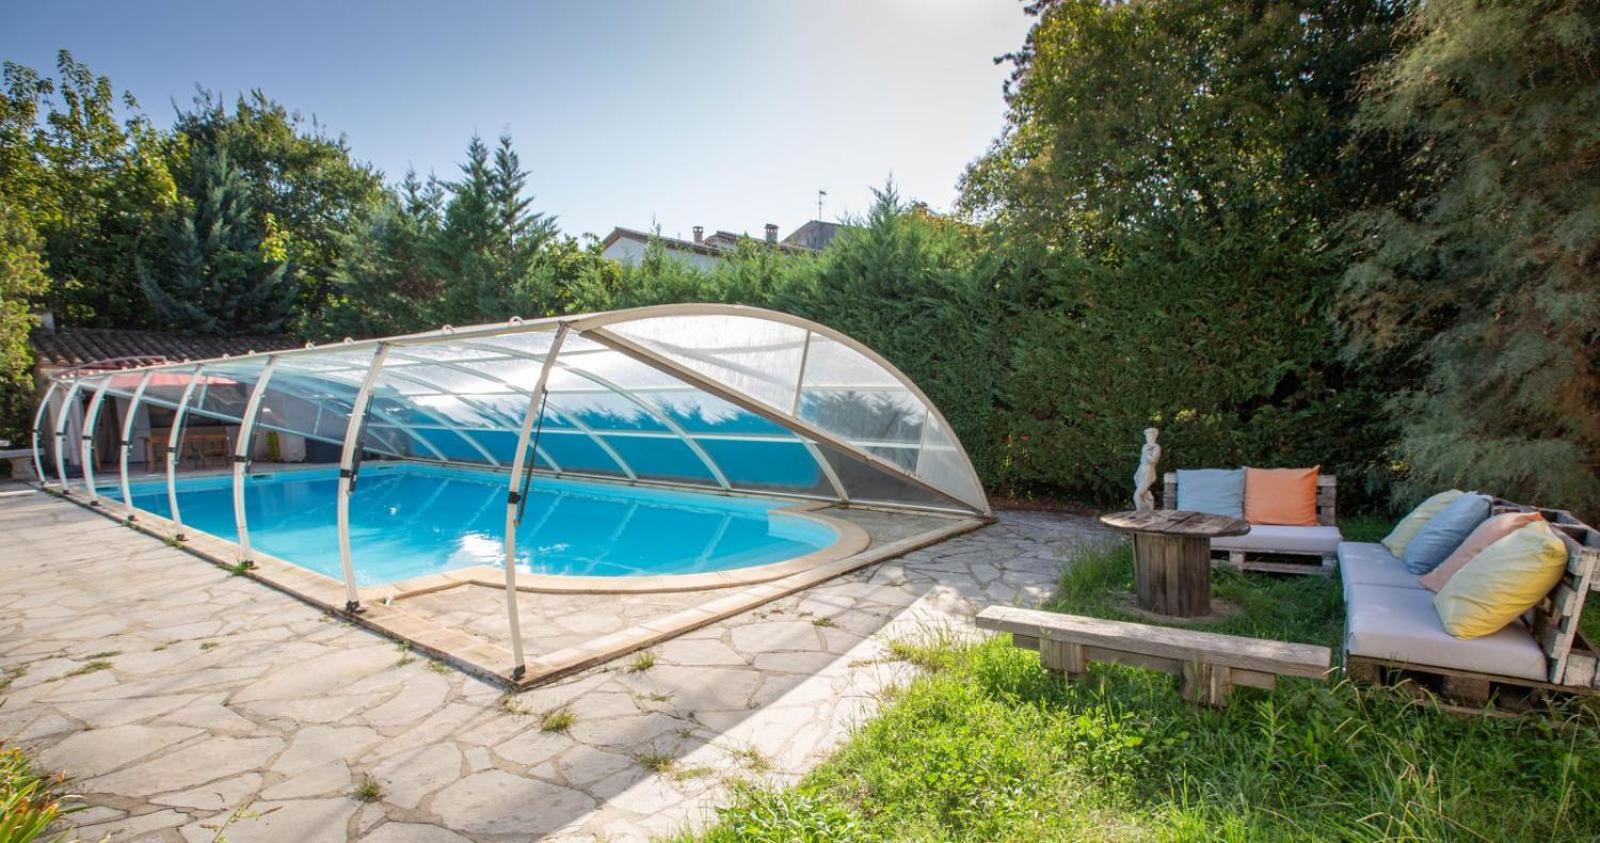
[1420,510,1543,592]
[1243,466,1320,526]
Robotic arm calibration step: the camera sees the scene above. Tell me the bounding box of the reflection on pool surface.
[108,463,837,585]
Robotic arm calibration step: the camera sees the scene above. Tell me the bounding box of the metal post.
[166,365,205,539]
[118,371,154,520]
[502,325,569,681]
[337,344,390,613]
[29,381,59,488]
[53,380,83,491]
[233,357,279,563]
[79,378,113,503]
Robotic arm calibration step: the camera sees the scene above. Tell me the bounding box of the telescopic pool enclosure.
[32,304,990,679]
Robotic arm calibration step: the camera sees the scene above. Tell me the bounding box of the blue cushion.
[1176,468,1245,518]
[1401,492,1491,574]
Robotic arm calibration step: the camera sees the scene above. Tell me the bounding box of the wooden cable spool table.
[1098,510,1250,617]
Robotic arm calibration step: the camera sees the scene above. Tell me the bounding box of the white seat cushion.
[1212,525,1341,556]
[1344,583,1547,682]
[1338,541,1424,603]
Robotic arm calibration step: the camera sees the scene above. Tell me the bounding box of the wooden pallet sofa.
[977,606,1331,706]
[1341,496,1600,706]
[1163,469,1341,575]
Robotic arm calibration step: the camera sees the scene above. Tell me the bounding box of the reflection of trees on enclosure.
[804,390,923,444]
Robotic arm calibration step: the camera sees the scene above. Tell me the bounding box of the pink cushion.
[1419,510,1543,592]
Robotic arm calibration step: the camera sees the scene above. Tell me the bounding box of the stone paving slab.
[0,485,1111,841]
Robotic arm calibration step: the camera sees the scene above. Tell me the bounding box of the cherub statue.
[1133,427,1161,511]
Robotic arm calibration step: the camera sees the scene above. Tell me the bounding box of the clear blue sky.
[3,1,1033,241]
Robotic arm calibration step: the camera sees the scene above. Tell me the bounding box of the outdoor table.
[1098,509,1250,617]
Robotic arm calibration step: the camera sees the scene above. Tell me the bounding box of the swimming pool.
[106,463,838,585]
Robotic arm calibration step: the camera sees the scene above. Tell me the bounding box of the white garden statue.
[1133,427,1161,511]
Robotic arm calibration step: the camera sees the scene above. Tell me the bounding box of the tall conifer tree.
[138,149,293,334]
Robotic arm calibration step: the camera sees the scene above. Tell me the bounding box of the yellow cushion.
[1381,490,1465,557]
[1433,521,1569,639]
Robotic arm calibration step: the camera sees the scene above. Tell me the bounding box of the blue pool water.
[106,463,837,585]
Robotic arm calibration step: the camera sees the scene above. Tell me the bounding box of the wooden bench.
[975,605,1332,706]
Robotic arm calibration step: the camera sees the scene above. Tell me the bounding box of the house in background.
[599,220,853,268]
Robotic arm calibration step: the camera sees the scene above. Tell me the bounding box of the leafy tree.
[138,150,294,334]
[0,51,175,328]
[171,90,384,329]
[960,0,1408,504]
[1339,0,1600,514]
[0,203,50,445]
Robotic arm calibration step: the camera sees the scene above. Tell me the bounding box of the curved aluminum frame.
[29,381,59,486]
[32,304,991,679]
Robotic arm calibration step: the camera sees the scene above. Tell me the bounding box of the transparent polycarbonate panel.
[813,441,957,510]
[386,342,518,363]
[655,391,793,437]
[448,356,548,391]
[368,390,516,436]
[798,334,926,449]
[799,333,904,389]
[798,388,925,449]
[862,442,919,472]
[378,360,516,397]
[138,367,204,415]
[695,438,833,495]
[914,415,986,510]
[192,361,264,425]
[457,328,562,366]
[387,426,494,463]
[537,430,629,476]
[605,314,808,413]
[601,435,718,485]
[257,368,357,442]
[544,389,669,433]
[245,364,411,459]
[558,346,694,394]
[468,429,554,468]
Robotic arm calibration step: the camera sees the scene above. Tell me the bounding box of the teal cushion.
[1176,468,1245,518]
[1401,492,1491,574]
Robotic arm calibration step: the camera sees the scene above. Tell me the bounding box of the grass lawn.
[683,521,1600,842]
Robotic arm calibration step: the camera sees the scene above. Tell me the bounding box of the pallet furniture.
[1342,499,1600,708]
[976,606,1331,706]
[1163,471,1340,576]
[1099,509,1249,617]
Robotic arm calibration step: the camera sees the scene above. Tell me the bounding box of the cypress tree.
[138,149,294,334]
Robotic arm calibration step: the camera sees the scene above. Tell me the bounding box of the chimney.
[764,223,779,245]
[692,225,704,244]
[36,310,56,334]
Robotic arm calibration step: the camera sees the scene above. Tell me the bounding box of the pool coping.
[41,483,986,690]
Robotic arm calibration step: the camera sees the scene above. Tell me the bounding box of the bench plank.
[976,605,1330,679]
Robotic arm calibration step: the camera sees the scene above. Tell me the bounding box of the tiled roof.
[32,327,296,372]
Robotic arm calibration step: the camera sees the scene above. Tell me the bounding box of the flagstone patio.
[0,485,1109,842]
